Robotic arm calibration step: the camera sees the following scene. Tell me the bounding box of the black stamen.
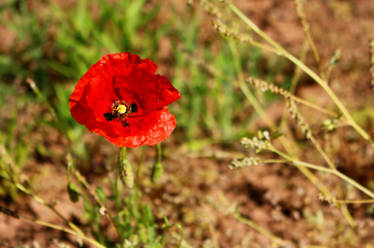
[120,118,129,127]
[130,103,138,113]
[104,113,115,121]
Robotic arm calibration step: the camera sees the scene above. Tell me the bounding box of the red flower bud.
[69,52,181,147]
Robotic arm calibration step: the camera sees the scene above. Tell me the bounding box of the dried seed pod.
[230,157,262,169]
[151,162,164,184]
[286,97,312,140]
[247,78,291,98]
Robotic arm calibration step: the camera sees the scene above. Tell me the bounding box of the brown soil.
[2,0,374,247]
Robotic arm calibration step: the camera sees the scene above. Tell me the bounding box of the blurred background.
[1,0,374,247]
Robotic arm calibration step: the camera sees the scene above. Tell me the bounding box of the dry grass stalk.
[293,0,320,64]
[247,77,337,117]
[369,37,374,90]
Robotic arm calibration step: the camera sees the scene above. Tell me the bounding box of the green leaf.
[96,186,106,204]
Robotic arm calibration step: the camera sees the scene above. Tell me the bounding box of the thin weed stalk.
[247,78,338,117]
[206,193,291,247]
[226,1,373,145]
[26,78,57,119]
[68,154,121,241]
[0,206,105,248]
[279,40,309,156]
[285,98,355,226]
[293,0,320,65]
[24,79,120,243]
[370,37,374,91]
[245,77,355,225]
[229,42,295,154]
[324,49,341,83]
[228,41,354,225]
[232,212,289,247]
[319,194,374,205]
[205,0,363,228]
[214,20,281,55]
[268,147,374,200]
[0,144,86,236]
[31,220,105,248]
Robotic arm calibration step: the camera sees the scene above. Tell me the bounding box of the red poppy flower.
[69,52,180,147]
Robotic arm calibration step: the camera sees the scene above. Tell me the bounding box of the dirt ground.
[2,0,374,247]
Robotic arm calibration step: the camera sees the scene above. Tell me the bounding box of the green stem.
[136,146,146,189]
[120,147,134,188]
[157,143,162,163]
[151,144,164,183]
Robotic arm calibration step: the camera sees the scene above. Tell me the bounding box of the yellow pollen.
[116,104,127,114]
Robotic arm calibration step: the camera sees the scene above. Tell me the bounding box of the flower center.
[116,104,127,114]
[104,100,138,127]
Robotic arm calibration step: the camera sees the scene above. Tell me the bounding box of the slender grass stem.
[31,220,105,248]
[26,76,120,241]
[0,145,86,235]
[228,41,346,222]
[7,207,101,246]
[293,0,320,64]
[206,193,291,247]
[290,95,337,117]
[270,147,374,200]
[248,39,282,55]
[229,42,280,134]
[232,212,289,247]
[26,78,57,119]
[334,199,374,205]
[309,135,356,226]
[247,77,338,117]
[183,46,337,118]
[227,1,373,145]
[72,164,121,240]
[0,208,104,248]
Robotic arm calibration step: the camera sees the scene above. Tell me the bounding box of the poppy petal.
[69,52,180,147]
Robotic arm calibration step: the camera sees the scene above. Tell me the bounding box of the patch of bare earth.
[2,0,374,247]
